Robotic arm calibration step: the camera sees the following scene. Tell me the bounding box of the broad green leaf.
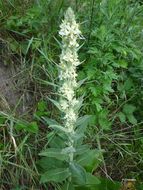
[86,177,121,190]
[86,173,100,185]
[61,182,75,190]
[76,115,92,133]
[75,186,90,190]
[39,148,69,161]
[76,149,101,172]
[38,157,66,172]
[48,135,66,148]
[70,162,86,185]
[40,168,70,183]
[70,132,84,142]
[75,115,92,144]
[75,145,90,155]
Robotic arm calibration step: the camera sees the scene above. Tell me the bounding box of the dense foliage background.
[0,0,143,189]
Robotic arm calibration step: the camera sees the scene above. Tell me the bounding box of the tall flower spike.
[59,7,82,162]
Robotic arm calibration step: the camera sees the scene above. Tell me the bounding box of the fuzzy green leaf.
[39,148,69,161]
[61,182,75,190]
[70,162,86,185]
[76,149,101,172]
[76,115,92,133]
[38,157,66,172]
[40,168,70,183]
[86,173,101,185]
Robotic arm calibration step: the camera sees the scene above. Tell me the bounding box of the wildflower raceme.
[59,7,82,162]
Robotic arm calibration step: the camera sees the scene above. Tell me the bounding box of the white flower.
[69,38,79,48]
[64,109,77,123]
[70,21,81,36]
[60,99,69,111]
[59,20,81,38]
[60,49,80,66]
[59,82,75,101]
[66,124,74,132]
[59,66,77,81]
[72,98,79,106]
[59,21,71,36]
[66,89,74,101]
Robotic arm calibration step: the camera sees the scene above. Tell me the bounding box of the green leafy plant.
[61,0,143,184]
[79,0,143,129]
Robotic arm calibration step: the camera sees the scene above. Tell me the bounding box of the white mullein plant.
[58,7,82,163]
[40,7,101,187]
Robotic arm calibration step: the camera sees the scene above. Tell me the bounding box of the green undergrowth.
[0,0,143,189]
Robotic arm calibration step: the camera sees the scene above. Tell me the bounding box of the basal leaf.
[39,148,69,161]
[86,172,100,185]
[76,149,102,172]
[38,157,66,172]
[40,168,70,183]
[61,182,75,190]
[70,162,86,185]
